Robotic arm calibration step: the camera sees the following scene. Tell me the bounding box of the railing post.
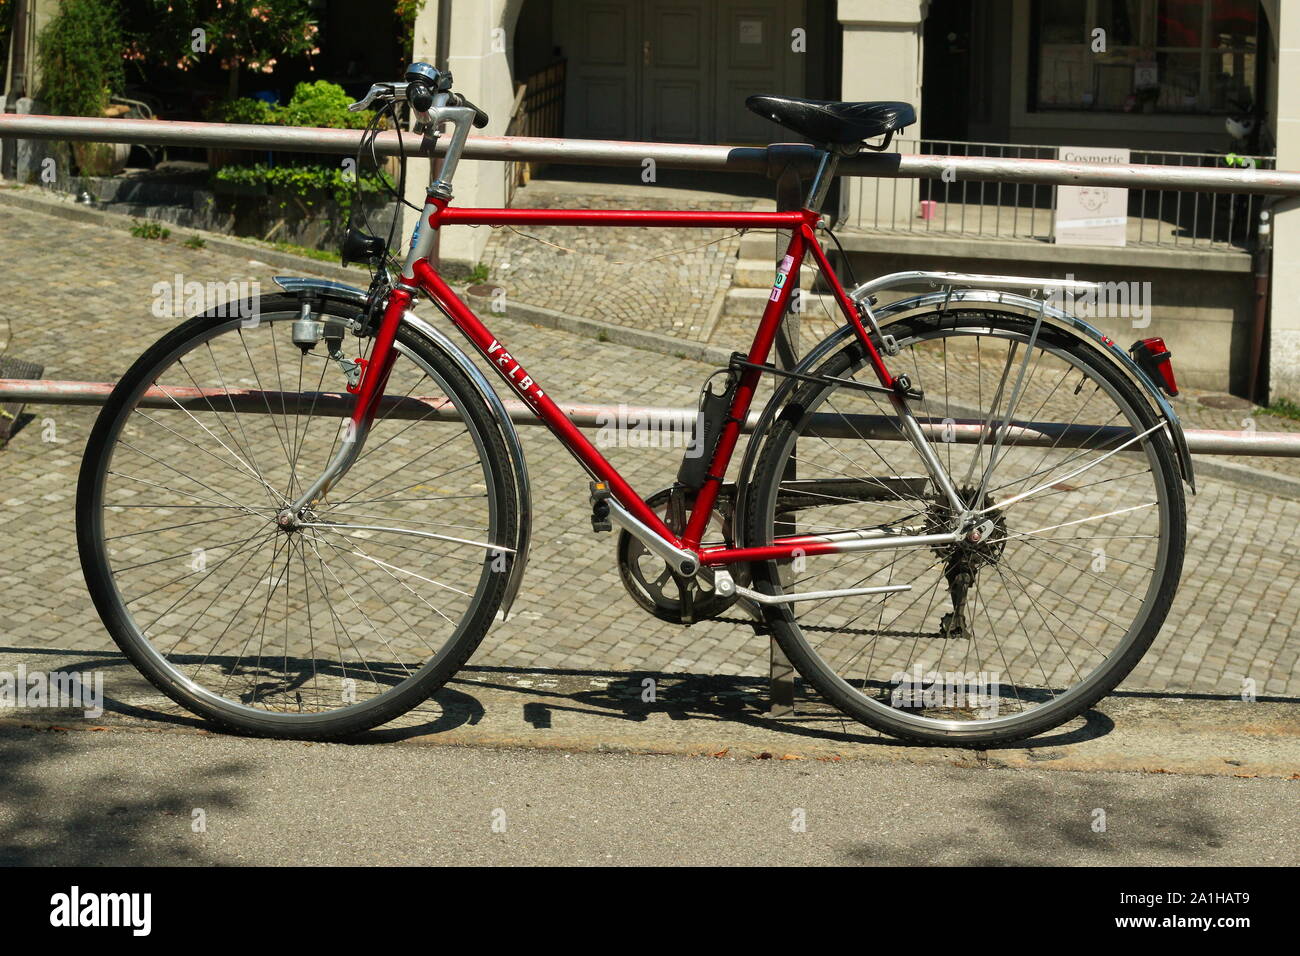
[764,160,803,718]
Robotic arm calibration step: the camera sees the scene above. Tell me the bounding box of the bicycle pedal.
[589,480,612,532]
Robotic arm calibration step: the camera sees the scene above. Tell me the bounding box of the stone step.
[95,202,208,230]
[721,285,840,318]
[738,232,800,260]
[732,256,818,289]
[73,173,207,206]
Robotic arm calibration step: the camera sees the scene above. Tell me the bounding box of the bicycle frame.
[344,195,938,570]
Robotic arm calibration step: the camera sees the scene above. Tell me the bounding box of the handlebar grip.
[408,81,434,114]
[449,93,489,129]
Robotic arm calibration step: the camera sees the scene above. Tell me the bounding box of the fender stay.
[272,276,532,618]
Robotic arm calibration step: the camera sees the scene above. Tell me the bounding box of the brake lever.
[348,82,409,113]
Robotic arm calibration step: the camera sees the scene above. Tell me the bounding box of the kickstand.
[736,596,795,718]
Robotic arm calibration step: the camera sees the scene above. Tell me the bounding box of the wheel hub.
[925,487,1008,639]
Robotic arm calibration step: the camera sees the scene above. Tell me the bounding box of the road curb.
[2,649,1296,779]
[0,184,359,285]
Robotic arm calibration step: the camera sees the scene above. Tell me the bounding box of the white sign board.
[1054,146,1130,247]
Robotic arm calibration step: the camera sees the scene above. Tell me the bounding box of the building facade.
[408,0,1296,399]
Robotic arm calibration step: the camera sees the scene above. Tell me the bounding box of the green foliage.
[468,262,490,284]
[208,82,389,221]
[183,236,207,249]
[267,239,341,263]
[130,220,170,240]
[206,96,275,125]
[395,0,426,59]
[275,81,373,130]
[1256,398,1300,422]
[213,161,383,214]
[124,0,317,95]
[206,81,372,130]
[37,0,124,117]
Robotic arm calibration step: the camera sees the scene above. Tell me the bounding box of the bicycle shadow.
[10,647,1293,756]
[375,665,1122,752]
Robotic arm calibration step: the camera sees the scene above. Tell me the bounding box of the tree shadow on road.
[841,767,1234,865]
[0,725,248,865]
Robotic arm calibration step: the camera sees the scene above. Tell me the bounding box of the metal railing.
[856,137,1275,251]
[2,380,1297,457]
[3,113,1298,197]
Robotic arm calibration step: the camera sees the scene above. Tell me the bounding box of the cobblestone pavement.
[0,201,1296,702]
[476,179,756,343]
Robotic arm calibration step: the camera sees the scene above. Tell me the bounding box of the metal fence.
[4,114,1297,196]
[2,380,1297,457]
[855,137,1275,251]
[503,60,566,206]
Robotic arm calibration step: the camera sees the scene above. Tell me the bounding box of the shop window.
[1034,0,1258,113]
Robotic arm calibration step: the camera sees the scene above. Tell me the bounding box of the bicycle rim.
[79,306,511,733]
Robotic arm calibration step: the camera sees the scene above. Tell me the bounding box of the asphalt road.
[0,724,1292,866]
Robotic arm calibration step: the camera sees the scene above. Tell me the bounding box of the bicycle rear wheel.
[744,310,1185,746]
[77,295,517,738]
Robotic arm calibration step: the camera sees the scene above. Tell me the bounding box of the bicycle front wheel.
[77,295,517,738]
[744,310,1185,746]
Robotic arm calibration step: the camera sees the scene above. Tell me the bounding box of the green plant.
[468,262,490,284]
[130,220,170,240]
[276,80,372,130]
[183,236,207,249]
[1256,398,1300,422]
[206,80,372,131]
[213,161,383,216]
[395,0,426,64]
[37,0,124,118]
[205,96,275,125]
[267,239,341,263]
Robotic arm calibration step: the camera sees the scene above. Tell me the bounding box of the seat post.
[804,147,841,213]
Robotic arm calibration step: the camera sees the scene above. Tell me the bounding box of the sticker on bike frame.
[770,255,795,302]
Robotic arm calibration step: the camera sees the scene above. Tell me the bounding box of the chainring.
[616,486,748,625]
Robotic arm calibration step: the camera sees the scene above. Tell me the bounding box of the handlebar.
[448,92,490,129]
[346,66,489,129]
[345,63,486,203]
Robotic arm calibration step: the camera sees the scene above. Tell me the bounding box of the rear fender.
[733,290,1194,544]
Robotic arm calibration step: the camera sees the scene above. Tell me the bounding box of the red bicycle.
[77,65,1190,745]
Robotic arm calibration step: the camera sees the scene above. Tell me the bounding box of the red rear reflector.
[1129,337,1178,397]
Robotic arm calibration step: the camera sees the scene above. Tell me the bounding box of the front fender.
[272,276,532,619]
